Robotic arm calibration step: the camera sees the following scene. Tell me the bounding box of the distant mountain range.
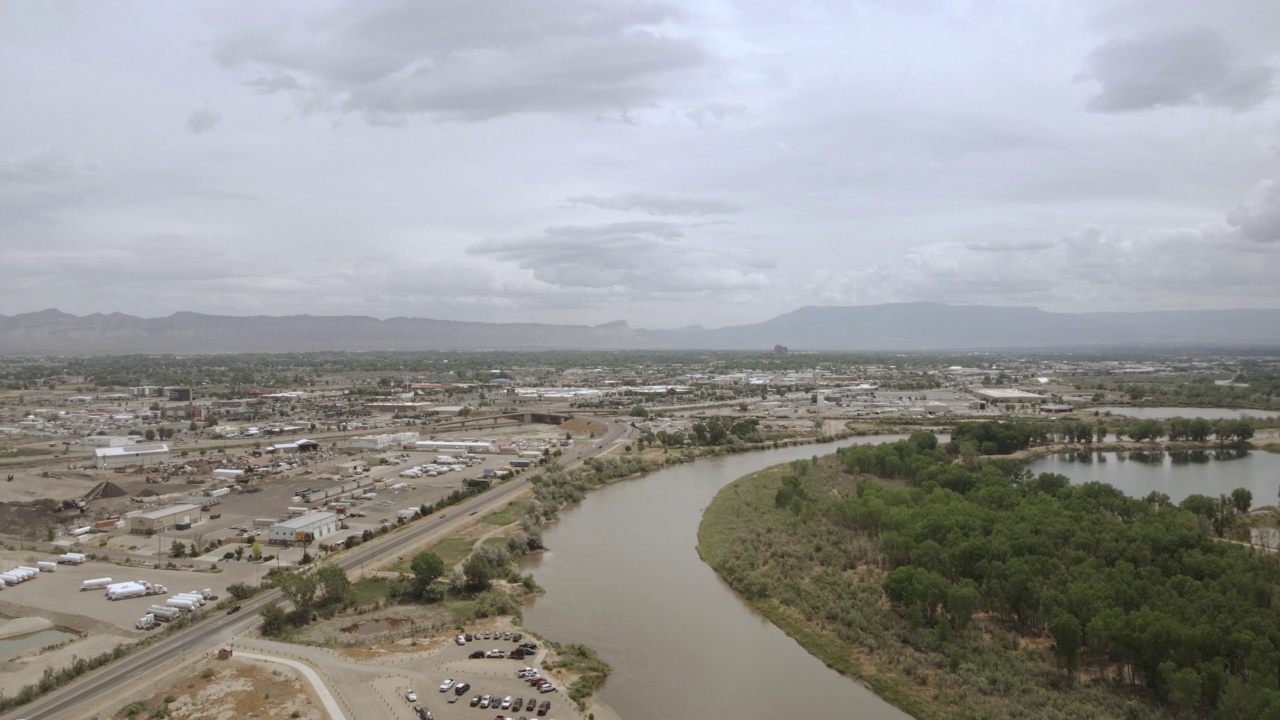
[1,304,1278,355]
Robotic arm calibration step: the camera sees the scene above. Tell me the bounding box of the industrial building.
[413,440,496,453]
[347,432,419,450]
[84,435,138,448]
[972,389,1047,405]
[128,503,201,534]
[94,443,171,469]
[268,511,338,546]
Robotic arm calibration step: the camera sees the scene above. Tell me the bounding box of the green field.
[480,501,526,526]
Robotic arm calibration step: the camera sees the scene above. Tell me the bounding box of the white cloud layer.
[0,0,1278,328]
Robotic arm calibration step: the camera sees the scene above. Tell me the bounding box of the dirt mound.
[0,498,61,537]
[136,488,160,497]
[83,481,129,501]
[558,417,607,435]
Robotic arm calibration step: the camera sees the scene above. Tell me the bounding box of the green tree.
[315,564,352,606]
[145,428,157,441]
[410,551,446,600]
[1231,487,1253,515]
[275,572,317,614]
[1050,614,1082,678]
[169,541,186,558]
[462,545,509,592]
[260,603,287,637]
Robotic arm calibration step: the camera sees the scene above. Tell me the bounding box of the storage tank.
[0,573,20,586]
[58,553,86,564]
[37,561,57,572]
[166,598,197,610]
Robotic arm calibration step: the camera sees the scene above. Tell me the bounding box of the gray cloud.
[468,221,769,294]
[1082,27,1275,112]
[1226,180,1280,242]
[566,192,739,216]
[186,106,223,134]
[965,240,1055,253]
[215,0,711,122]
[244,74,303,94]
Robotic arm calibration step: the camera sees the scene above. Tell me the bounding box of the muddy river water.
[520,437,914,720]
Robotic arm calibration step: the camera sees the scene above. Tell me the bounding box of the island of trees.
[699,427,1280,719]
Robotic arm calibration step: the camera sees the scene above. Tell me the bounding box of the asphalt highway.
[4,418,630,720]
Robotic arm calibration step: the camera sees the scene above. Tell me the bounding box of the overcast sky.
[2,0,1278,329]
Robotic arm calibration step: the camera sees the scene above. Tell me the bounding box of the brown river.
[520,436,915,720]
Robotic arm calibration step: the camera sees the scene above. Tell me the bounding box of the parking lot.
[379,622,585,720]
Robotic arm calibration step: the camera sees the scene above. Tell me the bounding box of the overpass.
[430,411,575,431]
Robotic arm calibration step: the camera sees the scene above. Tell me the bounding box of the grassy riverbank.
[697,444,1243,720]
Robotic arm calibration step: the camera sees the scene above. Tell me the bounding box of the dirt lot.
[98,655,326,720]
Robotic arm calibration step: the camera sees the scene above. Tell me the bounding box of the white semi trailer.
[58,552,86,564]
[82,577,113,591]
[147,605,182,621]
[37,561,57,572]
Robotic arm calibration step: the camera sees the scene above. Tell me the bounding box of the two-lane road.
[4,418,631,720]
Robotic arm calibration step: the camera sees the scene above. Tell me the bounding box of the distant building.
[167,388,194,402]
[773,344,788,357]
[972,389,1047,405]
[159,404,203,421]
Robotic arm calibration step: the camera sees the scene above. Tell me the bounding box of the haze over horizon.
[4,1,1279,330]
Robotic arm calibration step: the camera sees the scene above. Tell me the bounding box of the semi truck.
[82,577,113,591]
[135,614,157,630]
[107,581,168,600]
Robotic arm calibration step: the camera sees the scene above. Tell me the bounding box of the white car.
[440,679,455,692]
[455,634,466,645]
[486,649,505,658]
[501,696,513,709]
[405,690,417,702]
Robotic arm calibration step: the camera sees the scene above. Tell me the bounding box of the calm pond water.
[520,437,915,720]
[1091,406,1279,420]
[1027,449,1280,505]
[0,618,75,661]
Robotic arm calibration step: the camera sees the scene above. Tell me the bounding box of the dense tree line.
[703,434,1280,718]
[845,436,1280,713]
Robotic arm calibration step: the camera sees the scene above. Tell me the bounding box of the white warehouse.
[347,432,420,450]
[95,443,171,469]
[84,435,139,448]
[268,511,338,546]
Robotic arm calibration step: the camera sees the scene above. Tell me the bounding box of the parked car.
[439,679,455,692]
[405,690,417,702]
[455,634,467,645]
[538,683,557,694]
[512,633,523,642]
[510,649,526,659]
[415,707,432,720]
[538,700,551,715]
[469,696,481,707]
[454,682,471,696]
[479,694,492,708]
[526,697,537,712]
[486,649,505,658]
[469,650,485,659]
[500,696,513,709]
[512,697,523,710]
